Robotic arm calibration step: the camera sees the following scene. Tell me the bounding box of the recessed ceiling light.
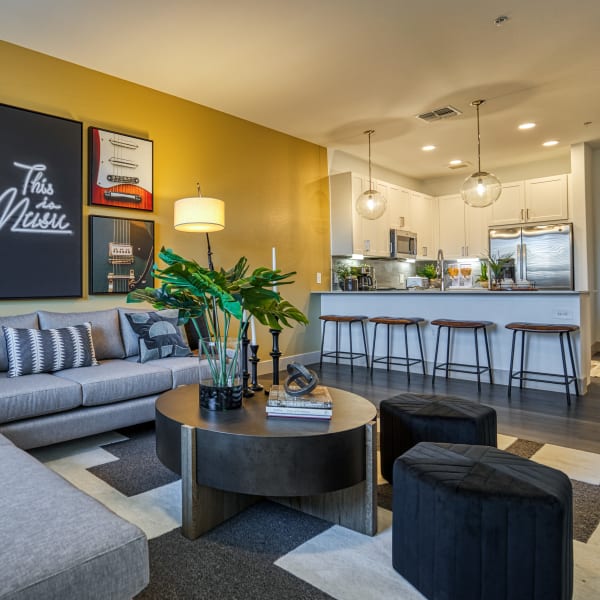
[422,145,436,151]
[449,159,463,165]
[518,122,536,130]
[543,140,559,147]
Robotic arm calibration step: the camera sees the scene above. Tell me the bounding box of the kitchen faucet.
[436,249,445,291]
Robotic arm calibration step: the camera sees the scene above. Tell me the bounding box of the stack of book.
[266,385,333,420]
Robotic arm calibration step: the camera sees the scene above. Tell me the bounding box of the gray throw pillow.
[124,311,192,363]
[3,323,99,377]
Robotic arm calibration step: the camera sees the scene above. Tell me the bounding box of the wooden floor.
[294,362,600,454]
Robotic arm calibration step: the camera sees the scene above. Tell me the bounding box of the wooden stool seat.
[505,321,579,404]
[319,315,369,372]
[432,319,494,390]
[369,317,426,381]
[431,319,493,329]
[505,322,579,334]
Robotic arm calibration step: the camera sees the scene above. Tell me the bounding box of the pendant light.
[460,99,502,208]
[355,129,387,220]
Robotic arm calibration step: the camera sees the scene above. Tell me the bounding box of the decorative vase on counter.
[199,338,243,410]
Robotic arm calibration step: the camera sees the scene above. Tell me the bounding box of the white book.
[266,410,332,420]
[267,385,333,409]
[266,405,332,418]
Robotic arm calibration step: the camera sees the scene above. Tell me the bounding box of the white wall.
[329,150,422,191]
[592,148,600,348]
[421,153,572,197]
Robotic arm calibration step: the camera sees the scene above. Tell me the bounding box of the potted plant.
[127,247,308,410]
[417,263,439,287]
[477,261,489,288]
[480,252,513,289]
[334,264,352,290]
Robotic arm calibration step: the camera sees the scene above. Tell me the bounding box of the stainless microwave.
[390,229,418,258]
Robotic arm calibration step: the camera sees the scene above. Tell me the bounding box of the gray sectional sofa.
[0,306,210,599]
[0,307,211,449]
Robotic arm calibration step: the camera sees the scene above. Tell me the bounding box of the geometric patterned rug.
[30,422,600,600]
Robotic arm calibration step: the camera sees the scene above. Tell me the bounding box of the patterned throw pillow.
[2,323,99,378]
[124,311,192,363]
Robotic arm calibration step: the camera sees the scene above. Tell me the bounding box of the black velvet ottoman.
[380,393,497,483]
[393,442,573,600]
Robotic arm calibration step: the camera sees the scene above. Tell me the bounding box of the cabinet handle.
[465,245,469,256]
[526,208,530,220]
[423,246,427,256]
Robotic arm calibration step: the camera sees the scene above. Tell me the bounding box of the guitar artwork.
[89,128,153,210]
[106,218,153,293]
[89,216,154,295]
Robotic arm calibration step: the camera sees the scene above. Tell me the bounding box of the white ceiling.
[2,0,600,180]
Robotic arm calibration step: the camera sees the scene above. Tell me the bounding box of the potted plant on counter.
[480,252,513,290]
[128,247,308,410]
[417,263,440,288]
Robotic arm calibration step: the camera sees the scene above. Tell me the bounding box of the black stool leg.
[519,330,526,389]
[566,332,579,396]
[508,329,517,399]
[319,321,326,369]
[445,326,451,379]
[474,327,481,391]
[404,324,410,382]
[483,326,493,384]
[417,323,426,376]
[348,321,354,373]
[432,326,442,386]
[335,321,340,366]
[360,320,370,369]
[559,332,571,406]
[370,322,378,376]
[386,324,391,371]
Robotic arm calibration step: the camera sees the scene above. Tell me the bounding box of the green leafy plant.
[480,251,513,281]
[417,263,437,280]
[335,264,351,280]
[127,247,308,386]
[478,261,488,282]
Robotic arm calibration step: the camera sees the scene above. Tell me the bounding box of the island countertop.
[315,287,591,393]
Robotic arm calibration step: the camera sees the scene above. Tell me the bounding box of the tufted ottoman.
[393,442,573,600]
[379,393,496,483]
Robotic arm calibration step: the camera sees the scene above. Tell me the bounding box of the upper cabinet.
[408,191,435,258]
[490,174,568,225]
[438,194,491,259]
[388,184,410,230]
[329,172,391,257]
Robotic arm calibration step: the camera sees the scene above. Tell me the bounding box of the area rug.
[33,422,600,599]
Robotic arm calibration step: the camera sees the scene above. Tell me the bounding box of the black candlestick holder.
[268,328,282,391]
[241,321,254,398]
[249,344,263,391]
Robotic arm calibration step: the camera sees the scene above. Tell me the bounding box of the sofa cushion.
[0,313,39,372]
[38,309,125,360]
[126,355,214,387]
[53,359,172,406]
[0,435,149,598]
[123,309,191,363]
[3,323,98,377]
[0,372,82,424]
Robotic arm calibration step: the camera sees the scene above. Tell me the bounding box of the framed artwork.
[89,215,154,294]
[88,127,153,211]
[0,103,82,299]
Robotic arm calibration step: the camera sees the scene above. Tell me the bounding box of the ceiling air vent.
[416,105,462,123]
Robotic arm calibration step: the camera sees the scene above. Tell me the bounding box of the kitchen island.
[315,289,591,393]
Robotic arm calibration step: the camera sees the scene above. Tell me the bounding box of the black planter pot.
[199,380,243,410]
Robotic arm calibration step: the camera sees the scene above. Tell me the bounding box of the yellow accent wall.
[0,41,330,355]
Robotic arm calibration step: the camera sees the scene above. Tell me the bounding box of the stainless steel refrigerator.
[488,223,573,289]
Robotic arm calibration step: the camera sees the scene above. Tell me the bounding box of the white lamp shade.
[174,196,225,232]
[460,171,502,208]
[355,189,387,220]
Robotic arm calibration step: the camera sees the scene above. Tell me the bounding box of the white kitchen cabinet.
[409,191,435,258]
[387,184,410,230]
[490,175,568,225]
[438,194,491,258]
[329,172,390,257]
[360,180,391,257]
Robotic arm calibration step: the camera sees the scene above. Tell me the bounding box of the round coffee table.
[155,385,377,539]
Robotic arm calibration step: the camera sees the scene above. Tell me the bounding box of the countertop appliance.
[406,276,429,289]
[390,229,418,259]
[488,223,573,290]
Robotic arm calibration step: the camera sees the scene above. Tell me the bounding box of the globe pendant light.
[461,99,502,208]
[356,129,387,220]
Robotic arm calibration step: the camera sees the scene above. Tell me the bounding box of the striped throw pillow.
[2,323,99,378]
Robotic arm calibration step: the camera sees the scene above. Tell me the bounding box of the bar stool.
[505,322,579,405]
[369,317,426,382]
[431,319,494,390]
[319,315,370,372]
